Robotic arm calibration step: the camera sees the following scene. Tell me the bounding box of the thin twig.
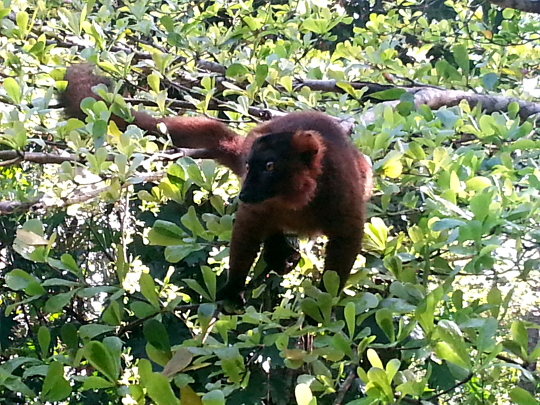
[333,369,357,405]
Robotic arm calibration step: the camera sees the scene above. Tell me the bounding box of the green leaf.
[509,139,538,152]
[102,300,123,326]
[146,372,180,405]
[478,115,495,137]
[294,383,314,405]
[165,243,204,263]
[331,333,353,358]
[302,18,327,34]
[301,298,323,323]
[369,88,406,101]
[408,142,426,160]
[131,301,159,319]
[144,319,171,354]
[5,269,36,291]
[84,341,119,382]
[17,229,48,245]
[61,254,82,276]
[482,73,499,90]
[280,76,293,92]
[140,273,160,308]
[323,271,340,298]
[386,358,401,381]
[82,376,115,390]
[487,287,502,318]
[160,15,174,32]
[255,64,268,87]
[181,206,207,238]
[202,265,216,300]
[146,343,172,366]
[476,317,498,354]
[24,281,47,296]
[44,290,77,313]
[202,390,226,405]
[375,308,396,342]
[345,301,356,339]
[3,77,22,103]
[41,278,80,287]
[470,190,492,221]
[198,303,216,334]
[77,286,118,297]
[509,387,539,405]
[366,348,384,369]
[148,73,160,93]
[79,324,116,340]
[431,219,465,232]
[416,287,443,333]
[226,63,249,78]
[41,362,71,401]
[435,321,472,370]
[366,367,393,400]
[510,320,529,353]
[16,11,29,34]
[148,220,187,246]
[452,44,469,76]
[38,326,51,358]
[60,323,78,350]
[507,101,520,119]
[243,15,262,31]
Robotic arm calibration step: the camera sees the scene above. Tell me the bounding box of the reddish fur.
[62,64,373,299]
[289,130,325,208]
[61,64,244,174]
[159,116,245,174]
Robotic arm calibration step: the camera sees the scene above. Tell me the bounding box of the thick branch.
[296,78,394,95]
[0,151,77,166]
[484,0,540,13]
[196,59,227,74]
[360,86,540,124]
[0,148,213,167]
[411,87,540,118]
[0,172,165,215]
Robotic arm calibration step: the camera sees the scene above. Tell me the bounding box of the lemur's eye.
[266,161,275,171]
[245,163,250,171]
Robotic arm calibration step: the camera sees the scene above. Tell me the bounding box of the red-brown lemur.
[62,64,373,310]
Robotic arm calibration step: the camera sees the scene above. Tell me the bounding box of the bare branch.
[484,0,540,13]
[0,172,165,215]
[0,148,216,167]
[360,86,540,124]
[0,199,41,215]
[196,59,227,74]
[194,60,540,121]
[0,150,78,166]
[332,370,357,405]
[424,373,474,402]
[296,78,394,94]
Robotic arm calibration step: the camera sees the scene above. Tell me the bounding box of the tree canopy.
[2,0,540,404]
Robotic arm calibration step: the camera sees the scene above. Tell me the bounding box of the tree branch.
[0,150,77,166]
[0,148,214,167]
[332,369,357,405]
[484,0,540,13]
[424,372,474,402]
[360,86,540,124]
[0,172,165,215]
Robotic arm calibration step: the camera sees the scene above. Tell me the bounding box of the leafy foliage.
[1,0,540,404]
